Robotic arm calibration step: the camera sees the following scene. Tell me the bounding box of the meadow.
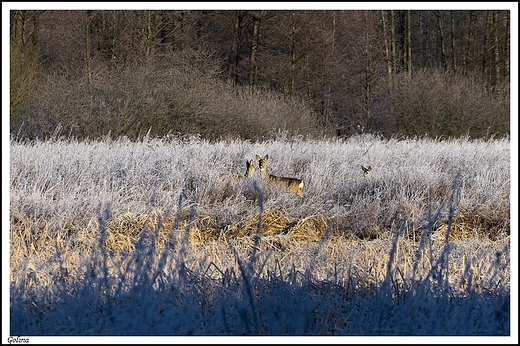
[8,134,511,338]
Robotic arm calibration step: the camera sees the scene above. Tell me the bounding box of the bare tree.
[228,10,245,83]
[405,10,412,77]
[381,10,393,87]
[248,11,264,90]
[83,11,93,83]
[492,10,501,87]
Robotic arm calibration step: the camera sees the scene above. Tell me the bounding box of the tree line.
[10,10,510,140]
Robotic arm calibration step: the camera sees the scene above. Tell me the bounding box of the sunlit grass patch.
[433,207,510,242]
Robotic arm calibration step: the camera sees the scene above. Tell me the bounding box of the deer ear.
[256,155,261,160]
[265,155,269,160]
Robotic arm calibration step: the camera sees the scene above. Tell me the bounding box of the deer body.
[256,154,305,198]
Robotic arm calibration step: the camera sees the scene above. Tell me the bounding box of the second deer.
[235,159,256,183]
[225,159,256,187]
[256,154,305,198]
[361,165,372,179]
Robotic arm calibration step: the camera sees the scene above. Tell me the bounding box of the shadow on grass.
[10,183,510,336]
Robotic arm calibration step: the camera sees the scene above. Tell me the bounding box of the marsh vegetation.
[9,134,510,337]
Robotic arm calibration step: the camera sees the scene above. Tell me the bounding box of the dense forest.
[10,9,511,141]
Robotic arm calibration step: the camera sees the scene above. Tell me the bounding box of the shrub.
[371,69,510,138]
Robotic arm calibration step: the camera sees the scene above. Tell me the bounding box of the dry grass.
[12,206,506,254]
[101,209,331,248]
[8,136,510,336]
[8,205,511,336]
[10,205,509,294]
[433,207,510,242]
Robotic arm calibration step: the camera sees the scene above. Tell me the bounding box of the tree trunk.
[405,10,412,77]
[463,11,476,74]
[323,10,336,125]
[381,10,393,87]
[84,10,93,84]
[435,10,447,70]
[363,11,373,128]
[290,11,298,94]
[228,11,244,84]
[390,10,397,74]
[450,12,456,69]
[483,11,493,84]
[492,10,500,87]
[146,11,153,56]
[504,11,510,84]
[248,11,263,91]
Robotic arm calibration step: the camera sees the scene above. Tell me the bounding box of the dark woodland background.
[10,10,510,141]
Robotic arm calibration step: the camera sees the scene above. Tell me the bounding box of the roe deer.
[361,165,372,179]
[255,154,305,198]
[237,158,256,181]
[226,159,256,186]
[244,159,256,177]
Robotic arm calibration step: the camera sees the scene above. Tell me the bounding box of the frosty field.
[8,134,511,338]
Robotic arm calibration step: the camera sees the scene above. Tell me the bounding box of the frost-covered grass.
[8,134,511,339]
